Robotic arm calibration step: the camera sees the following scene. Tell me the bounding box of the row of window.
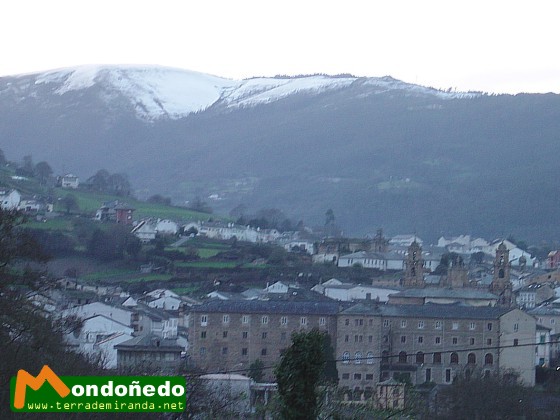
[341,351,494,365]
[199,347,272,357]
[344,318,496,331]
[199,330,289,340]
[200,314,326,327]
[399,335,491,346]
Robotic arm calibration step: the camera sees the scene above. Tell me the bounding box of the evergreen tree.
[275,329,326,419]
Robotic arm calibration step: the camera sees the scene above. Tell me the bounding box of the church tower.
[490,242,513,306]
[443,256,469,288]
[403,241,425,287]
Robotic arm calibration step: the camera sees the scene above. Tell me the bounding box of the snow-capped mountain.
[2,65,477,120]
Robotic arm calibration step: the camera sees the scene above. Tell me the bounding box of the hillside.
[1,66,560,242]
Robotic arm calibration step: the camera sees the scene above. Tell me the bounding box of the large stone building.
[335,303,535,395]
[188,300,340,381]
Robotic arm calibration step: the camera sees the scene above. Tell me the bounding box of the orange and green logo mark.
[10,365,186,413]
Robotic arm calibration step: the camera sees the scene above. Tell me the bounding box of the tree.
[438,372,534,419]
[34,161,53,185]
[147,194,172,205]
[0,209,48,278]
[86,169,110,191]
[248,359,265,383]
[275,329,327,419]
[59,193,79,214]
[325,208,335,226]
[188,196,213,213]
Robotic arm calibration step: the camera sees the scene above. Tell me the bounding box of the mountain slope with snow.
[4,65,477,120]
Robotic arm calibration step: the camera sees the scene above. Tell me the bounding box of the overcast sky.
[2,0,559,94]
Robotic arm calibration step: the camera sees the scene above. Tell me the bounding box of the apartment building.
[188,300,340,381]
[336,303,535,395]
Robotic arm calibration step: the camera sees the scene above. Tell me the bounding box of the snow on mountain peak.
[25,65,478,120]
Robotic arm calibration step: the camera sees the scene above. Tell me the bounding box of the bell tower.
[403,241,425,287]
[490,242,513,306]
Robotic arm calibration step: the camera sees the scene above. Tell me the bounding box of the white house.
[536,325,551,367]
[0,189,21,210]
[156,219,179,235]
[389,235,423,247]
[132,219,157,242]
[65,314,134,369]
[263,281,289,294]
[147,295,183,311]
[311,281,398,302]
[60,174,79,189]
[61,302,134,327]
[337,251,407,271]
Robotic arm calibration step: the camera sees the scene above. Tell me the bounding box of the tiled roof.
[114,334,182,351]
[389,288,498,300]
[341,302,515,320]
[190,299,341,315]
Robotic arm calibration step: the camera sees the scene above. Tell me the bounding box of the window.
[320,317,326,326]
[345,335,349,342]
[400,335,406,344]
[435,321,442,330]
[485,353,494,365]
[355,351,362,364]
[487,322,493,331]
[366,351,374,365]
[223,314,230,324]
[368,335,373,343]
[262,332,268,339]
[345,318,350,325]
[261,348,267,356]
[242,348,248,356]
[342,352,350,364]
[540,334,546,344]
[242,331,248,339]
[445,369,452,383]
[452,322,459,330]
[418,320,425,329]
[281,332,287,340]
[452,337,458,345]
[514,339,519,346]
[418,336,424,344]
[398,351,407,363]
[433,352,441,364]
[383,319,390,327]
[200,315,208,326]
[199,347,206,356]
[222,347,228,355]
[223,331,228,338]
[200,331,206,339]
[450,353,459,364]
[401,320,407,328]
[469,322,476,330]
[435,336,441,345]
[416,352,424,364]
[468,353,476,364]
[354,373,362,380]
[280,316,288,325]
[342,373,350,379]
[262,316,269,325]
[355,319,364,326]
[382,350,389,363]
[242,315,250,324]
[487,338,492,345]
[366,374,374,380]
[425,368,432,382]
[300,317,308,326]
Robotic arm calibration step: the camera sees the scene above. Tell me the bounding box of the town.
[2,167,560,418]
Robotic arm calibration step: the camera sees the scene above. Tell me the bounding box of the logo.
[13,365,70,409]
[10,365,186,413]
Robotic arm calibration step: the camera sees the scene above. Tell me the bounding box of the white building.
[389,235,423,247]
[0,189,21,210]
